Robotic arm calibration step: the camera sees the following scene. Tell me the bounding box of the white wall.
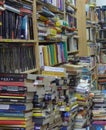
[96,0,106,6]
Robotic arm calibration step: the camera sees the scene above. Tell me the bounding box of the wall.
[96,0,106,6]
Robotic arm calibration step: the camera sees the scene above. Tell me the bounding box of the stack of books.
[74,79,92,129]
[0,73,36,130]
[92,90,106,129]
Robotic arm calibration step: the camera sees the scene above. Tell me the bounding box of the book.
[39,46,44,67]
[0,103,33,111]
[42,46,49,66]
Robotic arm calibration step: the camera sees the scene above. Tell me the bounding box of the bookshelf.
[0,0,79,73]
[76,0,98,90]
[96,5,106,90]
[0,0,40,73]
[36,0,79,67]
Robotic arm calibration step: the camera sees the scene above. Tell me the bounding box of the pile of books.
[92,90,106,129]
[74,79,92,129]
[0,73,36,130]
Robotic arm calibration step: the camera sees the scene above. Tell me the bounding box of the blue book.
[0,103,32,111]
[21,15,28,39]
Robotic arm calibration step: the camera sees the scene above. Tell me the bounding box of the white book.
[39,46,44,67]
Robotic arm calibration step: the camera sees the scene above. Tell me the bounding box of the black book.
[0,73,27,82]
[0,11,2,39]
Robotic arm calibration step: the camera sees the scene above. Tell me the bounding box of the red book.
[0,81,24,86]
[0,120,25,125]
[0,93,25,97]
[20,8,32,14]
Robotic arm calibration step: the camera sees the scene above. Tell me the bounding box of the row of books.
[37,2,77,42]
[39,42,68,67]
[96,6,106,23]
[0,0,34,39]
[86,27,96,42]
[67,36,78,53]
[0,44,36,73]
[40,0,64,11]
[79,56,96,69]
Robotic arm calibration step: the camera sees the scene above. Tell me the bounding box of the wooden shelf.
[38,40,63,43]
[21,68,39,74]
[0,39,36,43]
[68,50,79,54]
[98,74,106,78]
[52,62,67,67]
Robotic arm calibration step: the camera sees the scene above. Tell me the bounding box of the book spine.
[0,86,27,92]
[0,104,26,111]
[0,98,25,103]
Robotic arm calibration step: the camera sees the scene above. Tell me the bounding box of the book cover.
[0,103,33,111]
[42,46,49,66]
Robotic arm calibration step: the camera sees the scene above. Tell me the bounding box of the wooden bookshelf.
[21,68,39,74]
[0,0,79,73]
[68,50,79,55]
[0,0,39,73]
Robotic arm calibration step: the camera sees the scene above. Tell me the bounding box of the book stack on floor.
[58,75,78,130]
[0,73,36,130]
[91,90,106,129]
[29,74,62,130]
[74,79,92,130]
[61,64,81,130]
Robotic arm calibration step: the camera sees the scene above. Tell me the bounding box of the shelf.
[98,74,106,78]
[65,0,77,10]
[36,0,64,15]
[52,62,67,67]
[21,68,39,74]
[87,40,95,42]
[68,50,79,54]
[86,25,96,28]
[38,40,64,43]
[97,39,106,43]
[0,39,36,43]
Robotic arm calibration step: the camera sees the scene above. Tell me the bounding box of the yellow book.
[0,96,24,99]
[42,71,66,77]
[33,113,43,117]
[0,117,29,120]
[43,46,49,66]
[75,93,88,100]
